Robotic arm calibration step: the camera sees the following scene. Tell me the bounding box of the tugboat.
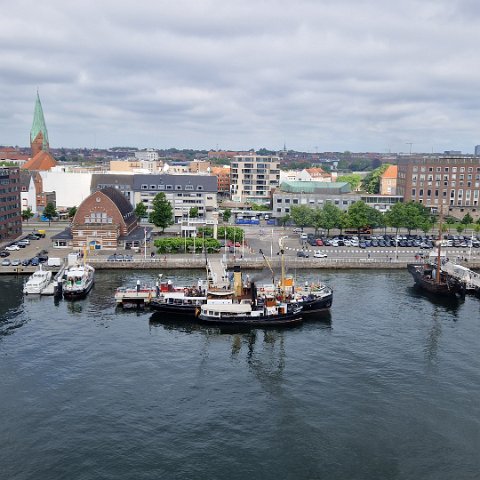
[259,248,333,315]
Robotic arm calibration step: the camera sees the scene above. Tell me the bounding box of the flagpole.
[144,227,147,260]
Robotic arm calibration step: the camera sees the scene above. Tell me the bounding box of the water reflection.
[407,286,463,317]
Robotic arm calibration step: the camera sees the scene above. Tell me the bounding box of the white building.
[40,168,93,209]
[230,154,280,203]
[134,149,159,161]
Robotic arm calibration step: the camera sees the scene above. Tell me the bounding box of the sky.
[2,0,480,153]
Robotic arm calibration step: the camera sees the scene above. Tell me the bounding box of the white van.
[47,257,62,267]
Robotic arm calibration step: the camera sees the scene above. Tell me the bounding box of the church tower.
[30,91,49,157]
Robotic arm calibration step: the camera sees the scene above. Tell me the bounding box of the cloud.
[1,0,480,153]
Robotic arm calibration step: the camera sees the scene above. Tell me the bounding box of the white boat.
[62,263,95,299]
[23,265,52,295]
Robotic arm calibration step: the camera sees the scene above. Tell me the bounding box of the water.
[1,270,479,480]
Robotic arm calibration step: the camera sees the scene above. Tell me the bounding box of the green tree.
[461,213,473,225]
[336,174,362,191]
[310,208,324,235]
[21,207,34,223]
[321,203,343,235]
[456,224,465,234]
[290,205,313,231]
[189,206,199,218]
[134,202,148,219]
[149,192,173,232]
[43,202,57,225]
[474,224,480,234]
[67,206,77,219]
[361,164,390,194]
[385,202,405,235]
[278,214,290,228]
[346,201,377,231]
[222,208,232,223]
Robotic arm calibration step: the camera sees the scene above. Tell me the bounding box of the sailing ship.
[407,210,464,297]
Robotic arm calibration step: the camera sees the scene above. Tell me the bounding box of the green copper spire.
[30,91,49,151]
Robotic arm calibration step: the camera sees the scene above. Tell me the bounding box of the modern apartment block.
[397,156,480,211]
[230,154,280,203]
[0,167,22,240]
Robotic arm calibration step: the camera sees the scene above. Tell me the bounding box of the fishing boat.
[62,263,95,299]
[23,265,52,295]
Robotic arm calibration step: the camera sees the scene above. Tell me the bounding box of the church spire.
[30,91,49,156]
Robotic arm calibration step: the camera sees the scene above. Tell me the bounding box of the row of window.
[412,165,480,173]
[412,188,480,199]
[140,184,204,191]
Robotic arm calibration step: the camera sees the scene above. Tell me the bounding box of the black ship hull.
[198,311,302,327]
[299,292,333,314]
[63,280,94,300]
[407,263,464,297]
[149,302,200,318]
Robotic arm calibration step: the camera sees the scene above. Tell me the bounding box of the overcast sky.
[2,0,480,153]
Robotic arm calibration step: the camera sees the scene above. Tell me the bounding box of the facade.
[230,154,280,203]
[475,146,480,156]
[189,160,211,173]
[91,173,218,223]
[273,181,356,215]
[210,166,231,195]
[397,156,480,212]
[40,169,93,208]
[298,167,332,182]
[69,187,140,250]
[134,149,159,161]
[110,159,163,174]
[380,165,398,195]
[132,174,217,223]
[20,171,37,214]
[0,167,22,240]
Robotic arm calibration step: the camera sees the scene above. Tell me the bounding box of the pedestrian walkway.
[206,257,230,289]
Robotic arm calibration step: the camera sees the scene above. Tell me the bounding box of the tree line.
[284,201,480,236]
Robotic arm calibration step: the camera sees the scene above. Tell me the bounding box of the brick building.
[68,187,141,250]
[210,166,231,195]
[0,167,22,240]
[380,165,398,195]
[397,156,480,215]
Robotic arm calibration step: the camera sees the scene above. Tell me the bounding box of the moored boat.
[23,265,52,295]
[62,263,95,299]
[197,296,303,327]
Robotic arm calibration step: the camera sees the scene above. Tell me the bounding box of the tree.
[290,205,313,231]
[222,208,232,223]
[67,206,77,219]
[43,202,57,225]
[346,201,376,231]
[189,206,199,218]
[456,224,465,234]
[149,192,173,232]
[361,164,390,194]
[385,202,405,235]
[135,202,148,219]
[461,213,473,225]
[21,207,34,223]
[336,174,362,191]
[321,203,343,235]
[278,214,290,228]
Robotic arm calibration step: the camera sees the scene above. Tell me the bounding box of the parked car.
[316,239,324,246]
[0,251,10,257]
[300,233,308,240]
[18,239,30,245]
[11,259,20,266]
[2,258,11,266]
[313,251,328,258]
[293,228,302,233]
[30,257,40,266]
[5,245,20,251]
[38,255,48,264]
[22,258,31,266]
[296,250,309,258]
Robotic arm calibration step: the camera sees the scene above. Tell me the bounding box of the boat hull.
[407,263,464,296]
[198,311,303,327]
[63,278,95,300]
[149,302,200,318]
[298,292,333,314]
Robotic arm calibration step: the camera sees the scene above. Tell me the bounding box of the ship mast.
[436,207,443,284]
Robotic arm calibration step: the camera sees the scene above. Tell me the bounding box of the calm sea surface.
[1,269,479,480]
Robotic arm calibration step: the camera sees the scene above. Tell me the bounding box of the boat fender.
[195,307,201,317]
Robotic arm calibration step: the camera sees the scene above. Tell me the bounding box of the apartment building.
[0,167,22,240]
[230,154,280,203]
[397,156,480,212]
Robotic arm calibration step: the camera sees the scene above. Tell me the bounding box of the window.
[158,184,165,190]
[166,185,173,190]
[175,185,182,190]
[141,184,148,190]
[197,186,203,190]
[150,185,156,190]
[185,185,194,190]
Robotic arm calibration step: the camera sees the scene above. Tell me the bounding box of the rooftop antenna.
[406,142,413,154]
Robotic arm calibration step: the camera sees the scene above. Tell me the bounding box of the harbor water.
[1,269,479,480]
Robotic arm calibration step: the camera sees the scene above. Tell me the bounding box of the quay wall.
[3,256,480,274]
